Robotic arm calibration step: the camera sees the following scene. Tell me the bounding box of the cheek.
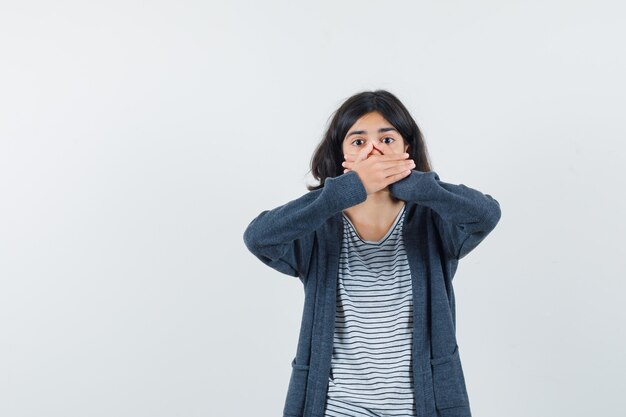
[391,141,405,151]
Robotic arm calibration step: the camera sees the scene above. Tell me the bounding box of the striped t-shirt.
[324,203,417,417]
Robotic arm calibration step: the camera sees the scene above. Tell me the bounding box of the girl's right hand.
[341,142,415,195]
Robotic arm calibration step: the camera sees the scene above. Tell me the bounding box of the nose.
[370,141,384,155]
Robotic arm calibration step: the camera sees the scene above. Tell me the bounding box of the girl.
[243,90,501,417]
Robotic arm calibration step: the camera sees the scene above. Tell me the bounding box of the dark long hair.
[306,89,432,191]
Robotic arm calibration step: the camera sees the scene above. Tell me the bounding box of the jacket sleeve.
[243,171,368,279]
[389,170,501,260]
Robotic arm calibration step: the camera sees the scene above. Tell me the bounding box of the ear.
[404,143,411,154]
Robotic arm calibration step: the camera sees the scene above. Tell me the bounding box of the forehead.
[345,112,399,139]
[351,111,390,127]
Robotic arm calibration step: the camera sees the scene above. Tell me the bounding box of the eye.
[382,137,395,144]
[350,139,365,146]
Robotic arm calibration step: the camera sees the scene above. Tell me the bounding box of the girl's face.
[341,111,409,160]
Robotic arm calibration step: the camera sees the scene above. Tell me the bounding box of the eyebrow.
[346,127,398,138]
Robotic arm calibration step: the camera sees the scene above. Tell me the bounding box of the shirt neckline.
[342,203,405,245]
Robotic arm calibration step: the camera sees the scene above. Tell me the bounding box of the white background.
[1,1,625,416]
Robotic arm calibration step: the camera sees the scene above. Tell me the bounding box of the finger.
[342,160,357,169]
[355,142,372,163]
[384,166,413,186]
[345,151,409,162]
[344,158,413,171]
[380,152,410,161]
[386,163,414,177]
[354,142,373,164]
[380,159,415,171]
[341,159,415,175]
